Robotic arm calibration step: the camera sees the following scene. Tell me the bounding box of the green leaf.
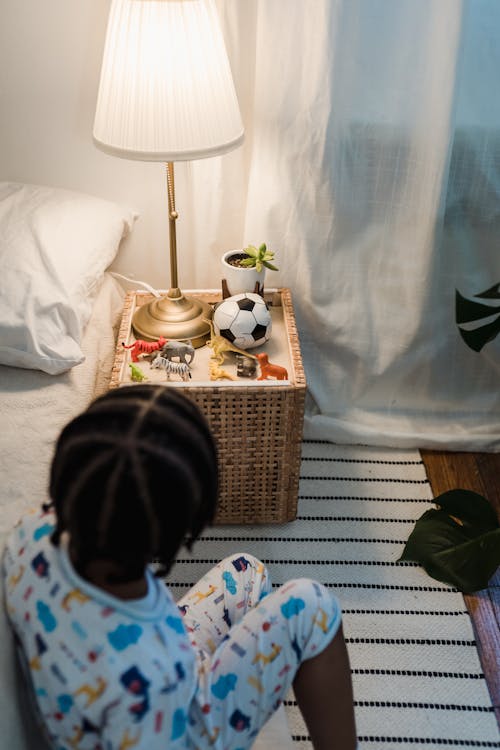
[399,489,500,593]
[459,317,500,352]
[241,242,278,271]
[240,257,256,268]
[428,529,500,593]
[436,489,498,533]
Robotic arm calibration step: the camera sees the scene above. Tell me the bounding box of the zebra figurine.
[151,355,192,381]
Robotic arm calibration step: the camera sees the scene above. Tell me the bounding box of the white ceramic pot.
[221,250,265,297]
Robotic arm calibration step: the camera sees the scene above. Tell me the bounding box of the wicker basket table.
[110,288,306,524]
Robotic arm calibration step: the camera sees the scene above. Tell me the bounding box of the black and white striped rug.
[170,441,500,749]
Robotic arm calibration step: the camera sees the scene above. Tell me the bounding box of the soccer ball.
[213,293,272,349]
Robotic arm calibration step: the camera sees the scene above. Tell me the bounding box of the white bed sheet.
[0,272,125,537]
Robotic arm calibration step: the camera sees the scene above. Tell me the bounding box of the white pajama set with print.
[3,509,343,750]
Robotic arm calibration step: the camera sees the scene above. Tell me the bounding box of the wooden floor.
[420,450,500,726]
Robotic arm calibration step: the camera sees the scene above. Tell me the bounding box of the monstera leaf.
[399,489,500,593]
[456,282,500,352]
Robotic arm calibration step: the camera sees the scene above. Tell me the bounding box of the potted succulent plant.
[221,243,279,297]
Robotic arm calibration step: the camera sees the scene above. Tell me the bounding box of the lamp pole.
[166,162,180,296]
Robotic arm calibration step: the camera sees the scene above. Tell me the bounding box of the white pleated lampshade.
[93,0,244,161]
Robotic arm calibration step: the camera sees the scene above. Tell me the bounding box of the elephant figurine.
[157,340,195,366]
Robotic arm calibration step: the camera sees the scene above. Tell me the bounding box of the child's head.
[48,385,218,582]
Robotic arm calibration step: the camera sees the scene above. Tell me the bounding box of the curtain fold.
[187,0,500,451]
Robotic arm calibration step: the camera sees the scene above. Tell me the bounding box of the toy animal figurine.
[203,318,257,364]
[151,355,191,382]
[208,359,238,381]
[235,353,257,378]
[129,363,148,382]
[256,352,288,381]
[122,336,167,362]
[157,340,195,365]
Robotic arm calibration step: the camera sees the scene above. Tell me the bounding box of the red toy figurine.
[122,336,167,363]
[256,352,288,380]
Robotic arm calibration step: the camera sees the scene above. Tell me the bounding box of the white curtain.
[183,0,500,451]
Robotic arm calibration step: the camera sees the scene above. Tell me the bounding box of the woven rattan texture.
[110,289,306,524]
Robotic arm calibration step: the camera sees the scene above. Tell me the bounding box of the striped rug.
[170,440,500,749]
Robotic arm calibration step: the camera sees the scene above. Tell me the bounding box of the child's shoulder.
[12,507,56,540]
[4,507,56,563]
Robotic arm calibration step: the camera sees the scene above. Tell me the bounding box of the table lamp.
[93,0,244,346]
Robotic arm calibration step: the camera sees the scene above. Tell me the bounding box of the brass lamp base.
[132,288,212,348]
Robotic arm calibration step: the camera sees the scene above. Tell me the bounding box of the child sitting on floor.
[3,385,356,750]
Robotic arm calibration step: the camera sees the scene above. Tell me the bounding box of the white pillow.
[0,183,136,374]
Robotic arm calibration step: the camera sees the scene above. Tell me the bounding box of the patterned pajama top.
[3,508,342,750]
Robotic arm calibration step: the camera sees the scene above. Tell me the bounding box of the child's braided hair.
[47,385,218,582]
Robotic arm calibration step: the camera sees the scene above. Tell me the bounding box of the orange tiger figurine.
[122,336,167,362]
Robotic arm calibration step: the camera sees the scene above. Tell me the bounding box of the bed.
[0,182,292,750]
[0,272,128,747]
[0,272,125,535]
[0,182,134,748]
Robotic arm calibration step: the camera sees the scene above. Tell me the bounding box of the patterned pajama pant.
[178,553,342,750]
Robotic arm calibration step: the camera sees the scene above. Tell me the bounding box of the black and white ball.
[213,293,272,349]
